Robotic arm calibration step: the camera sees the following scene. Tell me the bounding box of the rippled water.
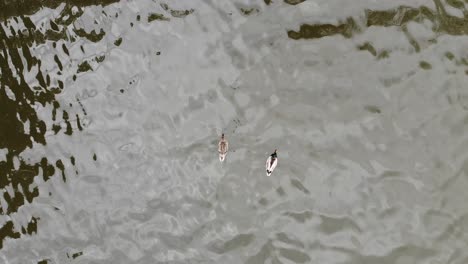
[1,0,468,263]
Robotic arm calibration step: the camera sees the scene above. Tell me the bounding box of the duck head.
[271,149,277,158]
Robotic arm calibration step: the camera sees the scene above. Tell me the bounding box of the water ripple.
[1,0,468,263]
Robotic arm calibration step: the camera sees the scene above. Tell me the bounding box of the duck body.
[266,149,278,176]
[218,134,228,162]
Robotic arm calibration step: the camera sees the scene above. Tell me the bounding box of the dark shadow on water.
[287,0,468,59]
[0,0,119,21]
[0,0,117,251]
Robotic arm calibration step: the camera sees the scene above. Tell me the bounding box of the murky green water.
[0,0,468,263]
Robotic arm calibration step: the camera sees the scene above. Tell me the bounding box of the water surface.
[0,0,468,263]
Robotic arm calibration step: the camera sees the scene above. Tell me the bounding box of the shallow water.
[1,0,468,263]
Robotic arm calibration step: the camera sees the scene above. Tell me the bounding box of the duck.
[266,149,278,176]
[218,133,228,162]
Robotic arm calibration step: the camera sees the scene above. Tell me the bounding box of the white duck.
[266,149,278,176]
[218,133,228,162]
